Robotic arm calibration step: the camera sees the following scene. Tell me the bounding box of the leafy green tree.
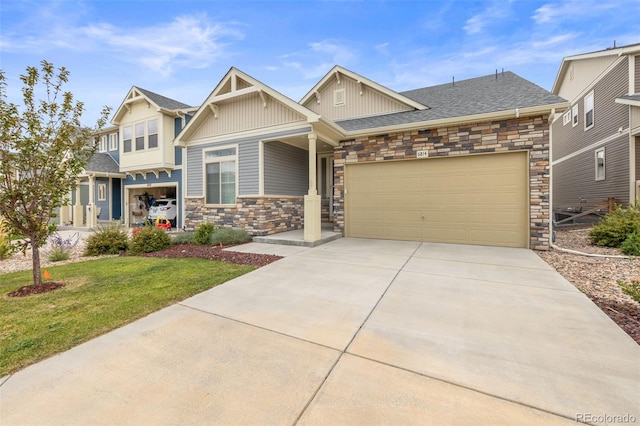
[0,60,110,286]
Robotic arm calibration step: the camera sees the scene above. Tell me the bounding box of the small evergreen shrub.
[171,232,194,244]
[211,228,251,245]
[47,232,80,262]
[85,224,129,256]
[589,203,640,247]
[128,226,171,255]
[621,232,640,256]
[194,222,216,245]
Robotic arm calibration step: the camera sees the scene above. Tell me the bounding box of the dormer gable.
[112,86,191,125]
[300,65,428,121]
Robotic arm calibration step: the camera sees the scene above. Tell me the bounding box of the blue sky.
[1,0,639,126]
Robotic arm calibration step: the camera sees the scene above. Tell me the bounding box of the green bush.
[194,222,216,245]
[618,278,640,303]
[589,203,640,247]
[621,232,640,256]
[85,224,129,256]
[171,232,194,244]
[211,228,251,245]
[128,226,171,255]
[47,232,80,262]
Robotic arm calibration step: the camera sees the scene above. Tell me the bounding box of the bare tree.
[0,60,110,286]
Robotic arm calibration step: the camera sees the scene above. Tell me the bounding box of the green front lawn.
[0,257,254,376]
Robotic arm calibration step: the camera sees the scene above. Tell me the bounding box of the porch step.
[252,229,342,247]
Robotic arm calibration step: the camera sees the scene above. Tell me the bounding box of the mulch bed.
[142,243,282,267]
[8,281,65,297]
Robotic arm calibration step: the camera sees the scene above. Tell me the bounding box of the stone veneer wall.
[333,115,551,250]
[185,196,304,236]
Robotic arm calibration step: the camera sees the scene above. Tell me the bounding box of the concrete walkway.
[1,239,638,425]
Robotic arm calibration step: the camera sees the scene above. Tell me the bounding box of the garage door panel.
[346,152,528,247]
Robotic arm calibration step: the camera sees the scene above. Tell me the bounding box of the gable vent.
[333,88,346,107]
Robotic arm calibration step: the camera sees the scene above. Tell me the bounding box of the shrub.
[621,232,640,256]
[589,203,640,247]
[211,228,251,246]
[0,218,13,259]
[194,222,216,245]
[171,232,194,245]
[128,226,171,255]
[85,224,129,256]
[618,278,640,303]
[47,232,80,262]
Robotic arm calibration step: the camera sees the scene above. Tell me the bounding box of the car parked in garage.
[148,198,177,227]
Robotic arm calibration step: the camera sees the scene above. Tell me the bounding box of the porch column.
[72,181,83,227]
[304,133,321,242]
[59,190,71,225]
[87,175,96,229]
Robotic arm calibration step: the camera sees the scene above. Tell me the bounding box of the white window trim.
[123,118,162,154]
[98,183,107,201]
[147,119,159,150]
[562,110,571,126]
[572,104,579,127]
[584,91,594,131]
[122,126,133,154]
[109,133,118,151]
[203,144,239,206]
[99,135,108,153]
[595,147,605,181]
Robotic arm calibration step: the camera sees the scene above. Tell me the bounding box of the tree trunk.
[31,240,42,286]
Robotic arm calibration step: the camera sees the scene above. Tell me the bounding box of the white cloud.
[463,2,512,35]
[281,39,358,80]
[533,1,619,25]
[79,15,243,77]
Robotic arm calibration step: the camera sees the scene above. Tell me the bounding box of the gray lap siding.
[184,127,311,233]
[333,115,551,250]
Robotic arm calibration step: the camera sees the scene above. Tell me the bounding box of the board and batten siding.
[263,141,308,196]
[186,128,312,198]
[303,75,413,121]
[188,93,307,141]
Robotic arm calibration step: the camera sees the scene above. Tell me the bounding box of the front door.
[318,155,334,220]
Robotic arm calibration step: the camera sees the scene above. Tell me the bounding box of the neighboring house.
[61,87,195,228]
[551,43,640,220]
[176,66,566,250]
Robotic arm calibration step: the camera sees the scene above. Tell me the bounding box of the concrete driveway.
[1,239,638,425]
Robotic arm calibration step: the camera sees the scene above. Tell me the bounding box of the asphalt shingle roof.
[336,71,567,132]
[85,153,120,174]
[136,87,192,110]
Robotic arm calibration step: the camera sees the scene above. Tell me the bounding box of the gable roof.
[176,67,335,145]
[336,71,567,133]
[300,65,428,111]
[112,86,193,124]
[552,42,640,94]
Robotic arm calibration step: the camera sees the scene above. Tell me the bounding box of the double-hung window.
[109,133,118,151]
[123,126,132,153]
[572,104,578,127]
[99,135,107,152]
[205,147,237,205]
[135,123,145,150]
[148,119,158,149]
[584,91,594,130]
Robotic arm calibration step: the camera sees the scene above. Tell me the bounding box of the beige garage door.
[345,151,529,248]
